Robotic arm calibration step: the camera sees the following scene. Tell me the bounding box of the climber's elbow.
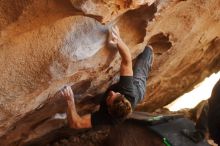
[69,114,92,129]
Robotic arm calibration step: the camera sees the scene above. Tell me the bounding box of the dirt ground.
[46,127,110,146]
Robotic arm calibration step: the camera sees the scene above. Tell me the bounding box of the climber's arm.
[61,86,92,129]
[66,101,92,129]
[109,26,133,76]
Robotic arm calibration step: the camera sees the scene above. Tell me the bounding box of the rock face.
[0,0,219,145]
[70,0,155,23]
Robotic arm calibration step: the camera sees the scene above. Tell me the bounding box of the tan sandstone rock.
[0,0,219,145]
[70,0,156,23]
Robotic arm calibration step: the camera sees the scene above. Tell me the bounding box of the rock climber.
[61,26,153,129]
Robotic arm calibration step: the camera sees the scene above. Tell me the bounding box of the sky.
[166,71,220,111]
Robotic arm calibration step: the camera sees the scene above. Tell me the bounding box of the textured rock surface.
[138,0,220,111]
[0,0,219,145]
[70,0,155,23]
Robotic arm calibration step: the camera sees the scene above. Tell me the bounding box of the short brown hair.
[108,94,132,119]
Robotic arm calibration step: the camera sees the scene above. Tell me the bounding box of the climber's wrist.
[117,38,125,49]
[65,96,74,103]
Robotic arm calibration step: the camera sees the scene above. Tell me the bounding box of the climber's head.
[106,91,132,119]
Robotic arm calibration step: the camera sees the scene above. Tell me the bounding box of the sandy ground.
[47,127,110,146]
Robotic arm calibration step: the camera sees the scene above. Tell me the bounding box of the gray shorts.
[133,46,153,106]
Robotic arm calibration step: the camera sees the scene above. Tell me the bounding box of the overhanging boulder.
[0,0,219,145]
